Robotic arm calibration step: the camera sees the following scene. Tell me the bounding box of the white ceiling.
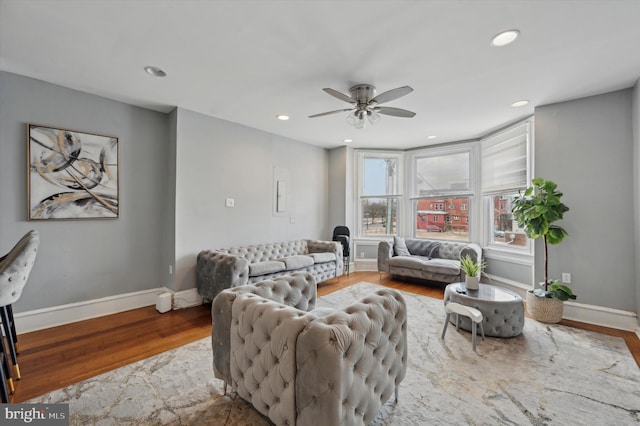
[1,0,640,150]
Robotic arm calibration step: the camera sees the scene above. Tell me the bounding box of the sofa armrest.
[230,293,315,426]
[296,288,408,426]
[377,240,393,273]
[197,250,249,301]
[460,243,483,279]
[307,240,343,276]
[211,272,317,386]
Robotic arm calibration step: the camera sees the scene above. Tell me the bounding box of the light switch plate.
[225,198,235,207]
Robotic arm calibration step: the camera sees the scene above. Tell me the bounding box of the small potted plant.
[511,178,576,323]
[459,254,486,290]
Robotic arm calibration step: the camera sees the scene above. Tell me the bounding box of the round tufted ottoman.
[444,282,524,337]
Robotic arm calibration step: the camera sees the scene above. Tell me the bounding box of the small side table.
[444,282,524,337]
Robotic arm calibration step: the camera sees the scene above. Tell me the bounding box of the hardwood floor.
[7,271,639,403]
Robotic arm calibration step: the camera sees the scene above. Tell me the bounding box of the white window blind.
[481,121,529,194]
[414,151,470,197]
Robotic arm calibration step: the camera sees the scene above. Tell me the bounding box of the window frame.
[407,143,478,242]
[355,150,404,238]
[481,118,534,256]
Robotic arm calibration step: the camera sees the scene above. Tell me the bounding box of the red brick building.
[416,197,469,232]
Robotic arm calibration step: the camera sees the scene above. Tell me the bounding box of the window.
[488,193,527,247]
[453,215,460,221]
[357,152,403,237]
[481,119,531,251]
[411,148,474,241]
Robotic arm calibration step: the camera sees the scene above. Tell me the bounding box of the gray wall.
[633,79,640,323]
[172,108,330,292]
[535,89,636,311]
[0,73,333,309]
[0,71,171,312]
[328,147,348,230]
[484,260,532,286]
[163,108,178,289]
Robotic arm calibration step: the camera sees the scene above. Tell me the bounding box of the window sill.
[483,246,533,266]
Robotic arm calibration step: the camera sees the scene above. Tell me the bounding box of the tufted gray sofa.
[378,237,483,285]
[197,239,342,301]
[212,272,408,426]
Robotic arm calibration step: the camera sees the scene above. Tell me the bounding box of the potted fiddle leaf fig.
[511,178,576,323]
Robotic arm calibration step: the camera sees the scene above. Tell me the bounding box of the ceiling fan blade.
[371,86,413,104]
[308,108,353,118]
[375,106,416,118]
[323,88,356,104]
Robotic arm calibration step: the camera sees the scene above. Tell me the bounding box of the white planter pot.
[464,276,479,290]
[525,290,564,323]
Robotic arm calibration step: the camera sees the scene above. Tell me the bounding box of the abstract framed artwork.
[27,124,119,220]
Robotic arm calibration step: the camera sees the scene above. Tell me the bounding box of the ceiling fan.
[309,84,415,128]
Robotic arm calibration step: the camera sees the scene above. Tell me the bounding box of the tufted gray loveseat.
[378,237,483,285]
[212,272,408,426]
[197,239,342,301]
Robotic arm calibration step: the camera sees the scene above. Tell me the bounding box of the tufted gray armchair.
[212,272,408,426]
[0,230,39,308]
[0,229,39,398]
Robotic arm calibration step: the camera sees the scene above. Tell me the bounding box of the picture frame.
[27,124,119,220]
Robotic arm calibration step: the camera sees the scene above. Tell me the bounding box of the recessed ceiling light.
[343,139,353,143]
[276,115,290,121]
[511,100,529,107]
[144,66,167,77]
[491,29,520,47]
[427,135,437,140]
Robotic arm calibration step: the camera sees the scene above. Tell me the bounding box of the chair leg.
[479,321,485,340]
[0,337,13,395]
[6,305,18,354]
[441,313,451,339]
[472,322,477,352]
[0,353,8,403]
[394,386,399,403]
[0,306,19,379]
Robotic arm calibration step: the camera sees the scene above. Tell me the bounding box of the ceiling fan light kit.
[309,84,416,128]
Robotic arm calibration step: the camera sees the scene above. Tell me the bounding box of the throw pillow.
[426,241,441,259]
[393,236,411,256]
[405,239,440,259]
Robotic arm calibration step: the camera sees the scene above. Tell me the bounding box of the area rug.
[29,283,640,425]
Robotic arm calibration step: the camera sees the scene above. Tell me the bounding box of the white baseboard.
[172,288,204,309]
[486,274,639,332]
[562,301,638,332]
[15,287,171,334]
